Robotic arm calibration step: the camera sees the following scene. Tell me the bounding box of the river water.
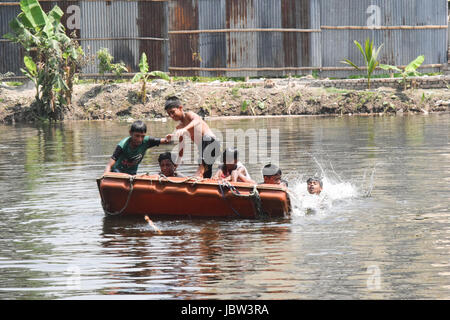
[0,114,449,300]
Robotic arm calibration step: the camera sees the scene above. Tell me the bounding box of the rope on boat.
[218,180,267,219]
[157,174,206,186]
[101,175,136,216]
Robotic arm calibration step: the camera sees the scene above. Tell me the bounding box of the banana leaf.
[23,55,37,76]
[149,71,170,81]
[19,0,48,30]
[131,73,144,83]
[405,55,424,73]
[139,53,149,73]
[379,64,401,72]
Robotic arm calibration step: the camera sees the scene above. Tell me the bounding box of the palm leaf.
[354,40,366,62]
[341,59,360,70]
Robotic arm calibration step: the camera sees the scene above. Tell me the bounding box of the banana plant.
[341,38,383,89]
[4,0,84,120]
[380,55,425,90]
[132,52,169,103]
[97,48,128,82]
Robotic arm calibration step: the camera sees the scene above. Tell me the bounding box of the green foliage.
[341,38,383,89]
[4,0,86,120]
[380,55,425,90]
[97,48,128,80]
[131,52,169,103]
[241,100,249,112]
[0,72,14,81]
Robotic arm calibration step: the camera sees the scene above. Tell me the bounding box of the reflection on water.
[0,114,449,299]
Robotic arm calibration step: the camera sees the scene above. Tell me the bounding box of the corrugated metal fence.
[0,0,448,78]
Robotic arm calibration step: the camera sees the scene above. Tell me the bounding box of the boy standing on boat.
[103,120,171,175]
[164,96,221,178]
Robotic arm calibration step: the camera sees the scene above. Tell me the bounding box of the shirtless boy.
[164,96,220,178]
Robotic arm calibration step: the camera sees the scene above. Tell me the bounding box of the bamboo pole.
[0,0,168,5]
[169,67,320,72]
[0,37,168,42]
[169,28,322,35]
[168,64,444,72]
[321,25,448,30]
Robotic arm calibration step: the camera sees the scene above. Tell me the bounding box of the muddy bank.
[0,78,449,124]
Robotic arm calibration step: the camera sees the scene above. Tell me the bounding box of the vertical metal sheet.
[281,0,314,76]
[254,0,282,77]
[198,0,226,77]
[80,1,139,74]
[320,0,448,78]
[169,0,199,76]
[138,1,168,72]
[1,0,448,78]
[0,1,22,75]
[225,0,258,77]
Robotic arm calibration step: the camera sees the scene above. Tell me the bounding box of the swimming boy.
[261,163,288,187]
[158,152,184,177]
[103,120,171,175]
[213,148,254,183]
[164,96,220,178]
[307,177,323,195]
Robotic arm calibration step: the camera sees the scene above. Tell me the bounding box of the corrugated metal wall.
[0,0,448,78]
[0,0,22,76]
[319,0,449,78]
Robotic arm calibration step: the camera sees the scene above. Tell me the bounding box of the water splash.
[285,157,377,217]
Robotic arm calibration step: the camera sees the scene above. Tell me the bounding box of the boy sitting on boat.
[164,96,221,178]
[213,148,255,183]
[103,120,171,175]
[260,163,289,187]
[158,152,184,177]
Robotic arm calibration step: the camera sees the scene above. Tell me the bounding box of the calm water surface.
[0,114,449,299]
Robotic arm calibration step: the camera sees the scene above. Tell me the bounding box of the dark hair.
[222,148,238,164]
[130,120,147,133]
[262,163,281,177]
[158,152,176,165]
[307,177,323,188]
[165,96,182,111]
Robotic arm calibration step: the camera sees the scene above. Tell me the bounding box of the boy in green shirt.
[103,120,171,175]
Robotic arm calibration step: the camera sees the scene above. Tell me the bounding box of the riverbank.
[1,76,449,124]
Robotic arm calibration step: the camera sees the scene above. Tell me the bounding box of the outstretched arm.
[103,158,116,175]
[176,112,202,135]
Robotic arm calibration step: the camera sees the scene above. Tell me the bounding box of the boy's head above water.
[307,177,323,195]
[262,163,282,184]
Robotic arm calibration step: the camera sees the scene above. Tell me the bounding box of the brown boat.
[97,172,291,219]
